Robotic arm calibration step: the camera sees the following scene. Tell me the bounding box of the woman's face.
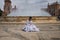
[29,17,32,21]
[29,18,32,21]
[29,19,31,21]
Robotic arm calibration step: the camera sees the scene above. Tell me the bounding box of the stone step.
[0,16,57,23]
[0,22,60,31]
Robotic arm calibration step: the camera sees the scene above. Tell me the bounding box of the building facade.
[47,2,60,16]
[3,0,12,16]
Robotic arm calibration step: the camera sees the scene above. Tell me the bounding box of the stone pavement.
[0,23,60,40]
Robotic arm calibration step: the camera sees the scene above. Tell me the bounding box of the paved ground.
[0,23,60,40]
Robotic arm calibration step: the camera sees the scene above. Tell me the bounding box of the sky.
[0,0,60,16]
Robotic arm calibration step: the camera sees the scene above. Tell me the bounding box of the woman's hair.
[29,17,32,21]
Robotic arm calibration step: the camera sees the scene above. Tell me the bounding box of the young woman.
[22,17,39,32]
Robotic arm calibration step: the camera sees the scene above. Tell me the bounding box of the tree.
[0,9,3,16]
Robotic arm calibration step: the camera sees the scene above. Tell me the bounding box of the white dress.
[22,20,39,32]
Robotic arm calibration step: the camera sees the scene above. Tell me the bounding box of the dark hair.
[29,17,32,21]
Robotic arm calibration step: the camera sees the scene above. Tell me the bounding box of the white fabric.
[22,20,39,32]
